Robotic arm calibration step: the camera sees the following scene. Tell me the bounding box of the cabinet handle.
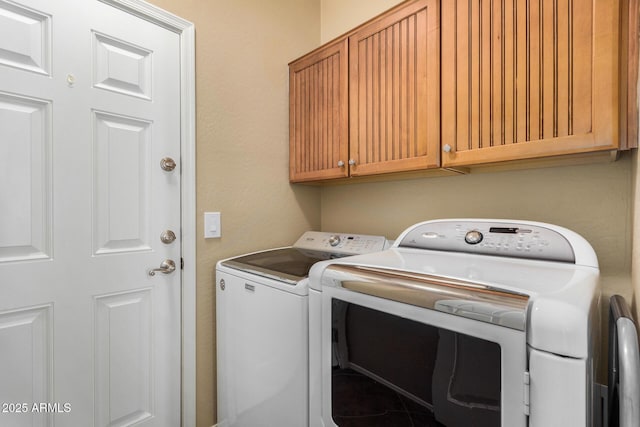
[337,160,345,167]
[443,144,452,153]
[348,159,356,166]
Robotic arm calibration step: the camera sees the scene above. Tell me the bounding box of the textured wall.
[633,149,640,319]
[142,0,321,425]
[633,56,640,321]
[321,160,633,292]
[320,0,403,42]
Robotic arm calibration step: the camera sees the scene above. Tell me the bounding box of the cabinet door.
[289,39,349,182]
[349,0,440,176]
[441,0,620,167]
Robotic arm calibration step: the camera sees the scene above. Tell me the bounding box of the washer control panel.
[293,231,388,258]
[399,221,575,263]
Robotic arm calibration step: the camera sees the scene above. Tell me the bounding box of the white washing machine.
[215,231,388,427]
[309,219,608,427]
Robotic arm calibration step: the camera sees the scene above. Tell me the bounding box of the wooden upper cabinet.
[441,0,621,167]
[289,0,440,182]
[289,39,349,182]
[349,0,440,176]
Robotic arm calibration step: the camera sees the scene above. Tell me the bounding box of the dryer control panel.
[398,220,577,263]
[293,231,388,258]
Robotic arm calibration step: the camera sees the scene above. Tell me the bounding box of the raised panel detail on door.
[0,304,53,426]
[94,289,153,427]
[0,92,51,263]
[441,0,619,166]
[92,31,152,100]
[93,111,151,255]
[289,38,349,182]
[349,0,440,176]
[0,0,51,75]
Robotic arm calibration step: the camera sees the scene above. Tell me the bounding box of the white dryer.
[216,231,388,427]
[309,219,605,427]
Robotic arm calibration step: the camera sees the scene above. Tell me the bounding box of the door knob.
[148,259,176,276]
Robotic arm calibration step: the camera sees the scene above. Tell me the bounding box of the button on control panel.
[293,231,388,257]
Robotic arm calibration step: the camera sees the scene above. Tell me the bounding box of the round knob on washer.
[328,235,341,247]
[464,230,483,245]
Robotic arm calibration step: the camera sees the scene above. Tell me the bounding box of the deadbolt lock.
[161,157,177,172]
[161,230,177,244]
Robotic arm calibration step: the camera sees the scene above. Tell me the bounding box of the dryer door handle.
[325,264,529,331]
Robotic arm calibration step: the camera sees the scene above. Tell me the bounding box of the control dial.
[464,230,483,245]
[328,235,341,247]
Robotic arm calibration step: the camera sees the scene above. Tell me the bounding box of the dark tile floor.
[332,368,444,427]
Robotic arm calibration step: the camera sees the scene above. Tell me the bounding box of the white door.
[0,0,182,426]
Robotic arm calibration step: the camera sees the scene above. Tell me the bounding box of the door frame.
[97,1,196,425]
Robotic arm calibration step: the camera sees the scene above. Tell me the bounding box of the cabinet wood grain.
[289,39,349,182]
[441,0,621,166]
[349,0,440,176]
[289,0,633,184]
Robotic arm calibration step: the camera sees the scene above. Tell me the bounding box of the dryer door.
[320,284,528,427]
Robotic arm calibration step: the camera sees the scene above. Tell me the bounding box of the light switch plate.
[204,212,221,238]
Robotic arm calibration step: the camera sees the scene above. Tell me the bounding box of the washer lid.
[221,247,324,285]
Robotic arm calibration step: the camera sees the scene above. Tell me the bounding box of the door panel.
[0,1,181,426]
[0,92,52,262]
[94,289,153,426]
[0,305,53,426]
[0,0,51,76]
[93,110,153,255]
[92,31,152,100]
